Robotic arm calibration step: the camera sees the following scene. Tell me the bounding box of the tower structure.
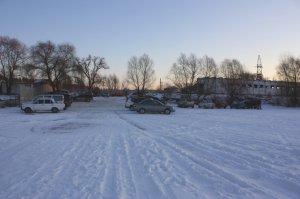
[257,55,263,80]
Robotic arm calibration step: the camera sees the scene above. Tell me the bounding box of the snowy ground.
[0,97,300,199]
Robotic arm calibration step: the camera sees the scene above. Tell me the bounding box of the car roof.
[139,98,162,104]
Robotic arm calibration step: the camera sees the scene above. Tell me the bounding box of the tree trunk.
[6,82,11,95]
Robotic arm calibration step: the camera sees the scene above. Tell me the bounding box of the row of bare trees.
[168,53,300,105]
[167,53,249,100]
[2,36,299,104]
[168,53,218,94]
[124,52,300,105]
[0,36,112,94]
[124,52,248,99]
[277,56,300,106]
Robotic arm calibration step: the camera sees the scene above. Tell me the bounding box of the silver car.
[134,99,175,114]
[198,98,215,109]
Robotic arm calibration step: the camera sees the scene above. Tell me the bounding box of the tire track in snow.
[118,113,281,198]
[116,112,179,198]
[29,134,99,199]
[127,114,300,197]
[116,130,137,199]
[0,137,84,198]
[159,131,300,197]
[147,127,282,198]
[116,111,208,199]
[153,135,277,198]
[99,129,120,199]
[129,129,239,198]
[0,131,110,199]
[67,133,109,199]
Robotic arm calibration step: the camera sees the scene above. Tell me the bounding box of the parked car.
[45,91,73,108]
[101,92,110,97]
[213,97,228,109]
[21,97,65,113]
[230,98,261,109]
[125,96,165,110]
[177,99,195,108]
[198,98,215,109]
[244,98,262,109]
[73,91,93,102]
[230,99,246,109]
[134,99,175,114]
[34,94,65,108]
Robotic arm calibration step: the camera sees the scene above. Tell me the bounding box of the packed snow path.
[0,97,300,199]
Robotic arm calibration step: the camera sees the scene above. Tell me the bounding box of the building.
[197,77,300,105]
[1,79,52,102]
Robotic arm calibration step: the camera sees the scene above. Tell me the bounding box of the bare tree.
[98,75,107,90]
[127,56,141,92]
[54,44,76,90]
[198,55,218,95]
[199,55,218,78]
[30,41,76,91]
[220,59,245,102]
[240,71,256,80]
[277,55,300,106]
[76,55,108,91]
[0,36,27,94]
[106,74,120,91]
[30,41,55,90]
[126,54,155,94]
[22,64,38,80]
[121,79,129,90]
[139,54,155,93]
[72,64,86,89]
[168,53,201,94]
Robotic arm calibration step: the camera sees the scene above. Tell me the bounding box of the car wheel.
[24,107,32,113]
[164,109,171,114]
[139,108,145,114]
[51,107,59,113]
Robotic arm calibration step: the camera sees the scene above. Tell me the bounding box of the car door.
[141,100,154,111]
[152,100,164,112]
[33,99,44,111]
[44,99,53,111]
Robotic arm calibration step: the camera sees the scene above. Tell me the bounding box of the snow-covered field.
[0,97,300,199]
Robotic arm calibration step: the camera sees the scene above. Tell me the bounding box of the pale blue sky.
[1,0,300,84]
